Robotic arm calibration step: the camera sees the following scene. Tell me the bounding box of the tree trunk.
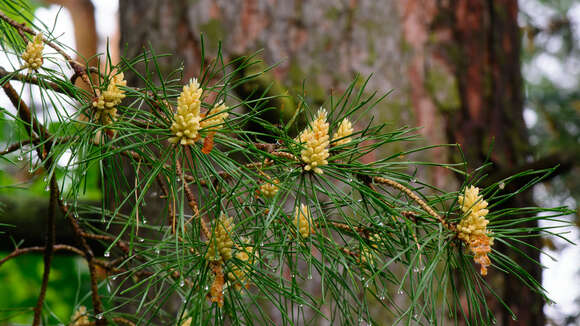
[399,0,543,325]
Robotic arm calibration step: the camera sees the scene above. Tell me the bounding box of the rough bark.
[399,0,543,325]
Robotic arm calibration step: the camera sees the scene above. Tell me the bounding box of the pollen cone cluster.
[332,118,354,146]
[206,214,234,262]
[228,242,254,291]
[201,102,229,131]
[170,79,230,145]
[92,72,127,124]
[294,204,313,238]
[457,186,493,275]
[170,79,203,145]
[70,306,90,326]
[297,109,329,174]
[21,33,44,71]
[258,179,279,198]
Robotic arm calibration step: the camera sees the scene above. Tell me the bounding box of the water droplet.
[307,274,313,280]
[155,248,160,255]
[111,275,117,281]
[176,177,181,183]
[142,218,148,224]
[204,285,209,291]
[43,176,48,182]
[151,191,158,197]
[499,182,505,190]
[179,280,185,287]
[138,238,144,243]
[17,155,23,161]
[397,289,403,295]
[378,222,384,227]
[364,282,369,288]
[379,295,385,301]
[298,304,303,308]
[413,313,419,319]
[104,251,110,258]
[413,267,420,273]
[347,178,353,182]
[511,315,517,321]
[411,178,417,183]
[44,185,50,192]
[96,313,103,320]
[291,273,296,278]
[100,217,106,223]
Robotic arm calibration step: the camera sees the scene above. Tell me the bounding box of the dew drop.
[204,285,209,291]
[43,176,48,182]
[379,295,385,301]
[411,178,417,183]
[17,155,23,161]
[413,313,419,319]
[44,185,50,192]
[307,274,313,280]
[511,315,517,321]
[176,177,181,183]
[138,238,145,243]
[499,182,505,190]
[378,222,384,227]
[413,267,420,273]
[179,280,185,287]
[397,289,403,295]
[155,248,160,255]
[96,313,103,320]
[298,304,303,308]
[104,251,110,258]
[347,178,353,182]
[291,273,296,278]
[142,218,148,224]
[151,191,158,197]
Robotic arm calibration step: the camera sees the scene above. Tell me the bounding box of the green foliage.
[0,6,574,326]
[0,254,91,324]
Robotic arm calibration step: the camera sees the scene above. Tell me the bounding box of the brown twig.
[32,176,58,326]
[176,156,210,238]
[0,66,76,97]
[81,232,130,253]
[373,176,455,231]
[0,244,84,267]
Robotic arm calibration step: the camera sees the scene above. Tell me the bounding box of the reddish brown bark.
[400,0,543,325]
